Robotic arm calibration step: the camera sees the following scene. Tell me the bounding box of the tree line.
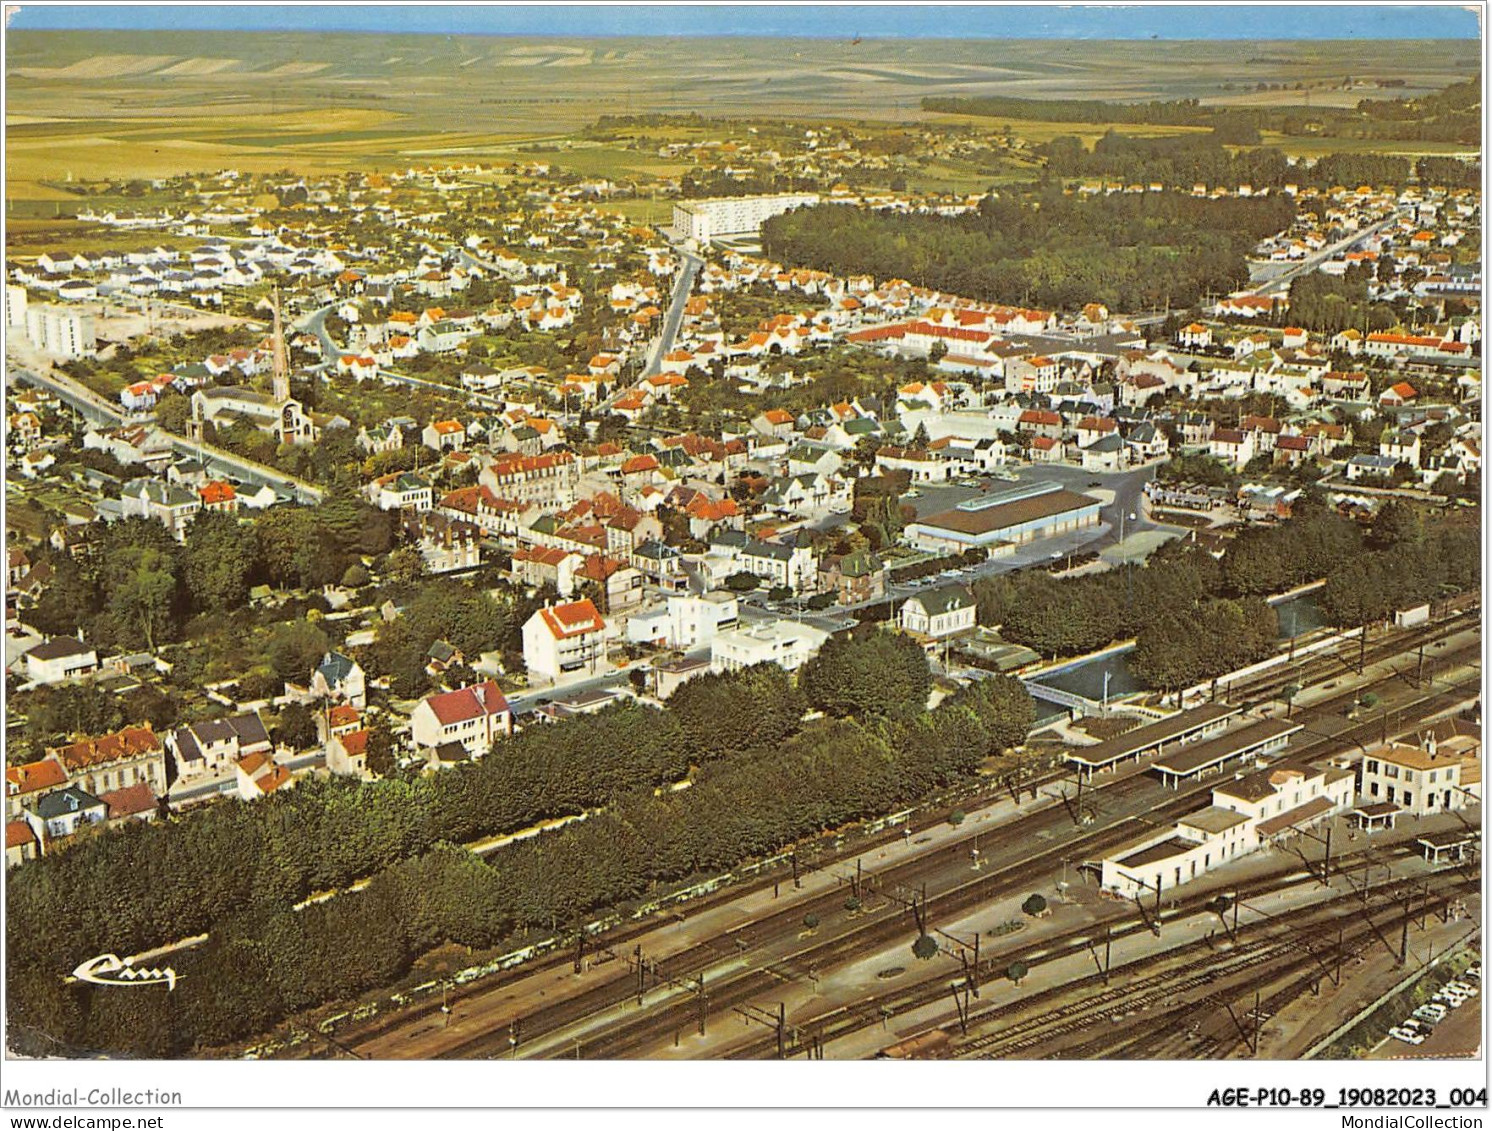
[1036,132,1415,192]
[971,500,1479,692]
[6,632,1035,1055]
[923,77,1480,145]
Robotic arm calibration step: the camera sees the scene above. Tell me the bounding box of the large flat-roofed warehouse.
[904,481,1103,554]
[1063,703,1241,779]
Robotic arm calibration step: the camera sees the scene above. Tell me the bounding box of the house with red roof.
[1379,381,1419,407]
[198,480,238,514]
[410,681,513,760]
[5,755,68,821]
[100,781,160,825]
[235,750,295,801]
[48,724,166,798]
[422,418,467,452]
[522,599,608,684]
[326,728,372,779]
[6,819,41,868]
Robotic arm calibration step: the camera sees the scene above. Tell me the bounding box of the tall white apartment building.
[6,285,28,330]
[672,193,820,244]
[24,305,95,359]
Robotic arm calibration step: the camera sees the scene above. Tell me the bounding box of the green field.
[5,30,1479,197]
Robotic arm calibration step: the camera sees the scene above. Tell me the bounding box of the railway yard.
[279,603,1482,1062]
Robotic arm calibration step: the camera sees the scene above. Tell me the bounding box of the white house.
[409,681,513,759]
[22,637,100,685]
[666,591,740,650]
[522,599,608,683]
[710,621,829,675]
[899,585,977,639]
[166,713,273,782]
[1359,730,1481,818]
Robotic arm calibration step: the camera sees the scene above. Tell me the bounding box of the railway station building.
[1358,727,1482,818]
[1100,762,1355,899]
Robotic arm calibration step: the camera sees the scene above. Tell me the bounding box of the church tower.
[271,285,291,404]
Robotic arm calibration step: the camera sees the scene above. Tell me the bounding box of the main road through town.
[9,361,323,505]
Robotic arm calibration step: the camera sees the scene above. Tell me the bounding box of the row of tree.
[922,77,1480,145]
[1037,133,1420,195]
[971,500,1479,689]
[8,634,1037,1054]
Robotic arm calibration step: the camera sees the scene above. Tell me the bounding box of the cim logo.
[71,954,179,992]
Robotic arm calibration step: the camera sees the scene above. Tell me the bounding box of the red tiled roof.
[538,599,605,640]
[100,782,157,821]
[199,480,236,504]
[424,681,510,726]
[6,821,35,850]
[621,454,660,474]
[6,757,66,797]
[51,726,160,772]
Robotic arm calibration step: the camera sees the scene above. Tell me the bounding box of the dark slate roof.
[28,637,96,662]
[909,584,975,615]
[317,651,358,684]
[170,713,270,762]
[32,785,106,820]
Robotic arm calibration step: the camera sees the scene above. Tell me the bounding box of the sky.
[8,3,1484,40]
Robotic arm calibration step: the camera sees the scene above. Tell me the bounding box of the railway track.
[319,622,1478,1060]
[449,787,1221,1059]
[1020,874,1482,1061]
[712,841,1448,1061]
[1220,605,1479,706]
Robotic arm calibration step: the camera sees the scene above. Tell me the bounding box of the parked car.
[1390,1025,1426,1045]
[1434,988,1468,1008]
[1465,963,1481,981]
[1414,1003,1448,1024]
[1447,979,1478,997]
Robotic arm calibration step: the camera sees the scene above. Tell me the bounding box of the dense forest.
[761,187,1295,310]
[924,77,1481,145]
[6,633,1035,1056]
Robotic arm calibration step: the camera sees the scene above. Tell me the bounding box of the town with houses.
[2,89,1483,1067]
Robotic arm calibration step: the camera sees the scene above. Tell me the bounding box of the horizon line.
[8,4,1483,41]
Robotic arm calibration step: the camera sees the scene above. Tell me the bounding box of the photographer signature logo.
[71,953,178,991]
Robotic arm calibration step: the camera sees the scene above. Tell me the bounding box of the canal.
[1029,592,1324,722]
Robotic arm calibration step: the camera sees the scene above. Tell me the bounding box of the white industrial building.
[710,620,828,675]
[672,193,820,245]
[626,592,740,651]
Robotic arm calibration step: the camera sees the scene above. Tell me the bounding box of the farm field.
[5,30,1479,201]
